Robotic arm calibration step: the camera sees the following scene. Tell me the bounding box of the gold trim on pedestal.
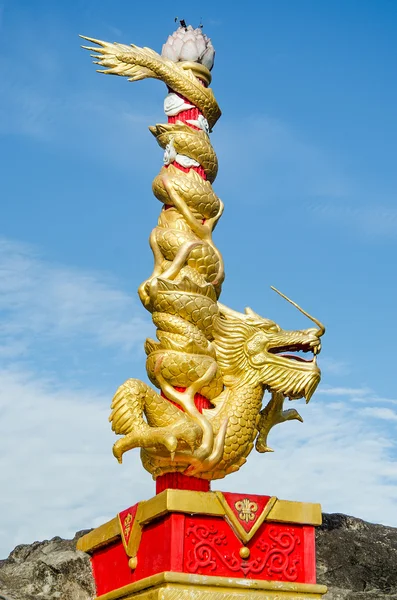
[95,572,327,600]
[139,489,223,522]
[78,517,119,553]
[77,490,322,555]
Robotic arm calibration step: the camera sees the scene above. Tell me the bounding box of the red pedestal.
[78,490,322,599]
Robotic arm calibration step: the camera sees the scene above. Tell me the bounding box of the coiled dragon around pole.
[82,25,325,482]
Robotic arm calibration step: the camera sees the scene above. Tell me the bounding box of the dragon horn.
[270,286,326,337]
[244,307,262,319]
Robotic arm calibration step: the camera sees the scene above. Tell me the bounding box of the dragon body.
[82,37,325,481]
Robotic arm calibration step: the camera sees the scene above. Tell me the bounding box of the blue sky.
[1,0,397,556]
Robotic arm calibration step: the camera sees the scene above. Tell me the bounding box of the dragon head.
[214,288,324,402]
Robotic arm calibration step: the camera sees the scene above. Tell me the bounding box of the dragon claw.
[113,440,124,464]
[283,408,304,423]
[255,440,274,454]
[184,417,228,476]
[163,434,178,454]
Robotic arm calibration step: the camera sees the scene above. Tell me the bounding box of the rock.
[316,513,397,599]
[0,531,95,600]
[1,514,397,599]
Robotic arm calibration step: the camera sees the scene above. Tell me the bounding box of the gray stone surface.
[0,531,95,600]
[0,513,396,599]
[316,513,397,599]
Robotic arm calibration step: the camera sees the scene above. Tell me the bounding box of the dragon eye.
[259,318,280,332]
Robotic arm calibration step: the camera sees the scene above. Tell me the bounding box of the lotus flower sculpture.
[162,25,215,70]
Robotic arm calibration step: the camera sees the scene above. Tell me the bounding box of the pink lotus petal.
[180,39,199,62]
[162,43,178,61]
[172,36,184,55]
[196,35,206,57]
[184,31,196,42]
[201,46,215,69]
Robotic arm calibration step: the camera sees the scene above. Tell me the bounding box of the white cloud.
[0,237,154,557]
[0,238,151,356]
[0,366,154,557]
[362,406,397,422]
[316,386,371,396]
[319,357,350,376]
[219,394,397,527]
[318,385,397,406]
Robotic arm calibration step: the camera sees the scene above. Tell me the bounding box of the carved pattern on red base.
[184,516,302,580]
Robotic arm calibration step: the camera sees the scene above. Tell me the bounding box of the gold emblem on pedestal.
[235,499,259,523]
[123,513,133,539]
[81,30,325,483]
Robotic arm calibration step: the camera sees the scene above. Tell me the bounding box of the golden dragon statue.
[81,25,325,481]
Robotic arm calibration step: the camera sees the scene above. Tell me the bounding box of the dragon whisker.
[271,286,325,338]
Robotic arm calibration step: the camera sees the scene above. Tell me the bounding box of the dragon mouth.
[268,343,318,364]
